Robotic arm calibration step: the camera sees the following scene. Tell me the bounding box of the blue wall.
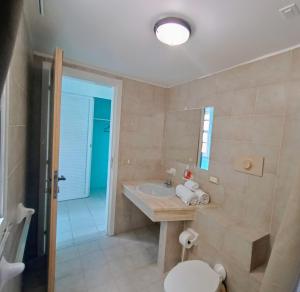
[90,98,111,191]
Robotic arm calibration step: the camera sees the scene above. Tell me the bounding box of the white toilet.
[164,260,226,292]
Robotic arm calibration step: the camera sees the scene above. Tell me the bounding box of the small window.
[199,107,214,170]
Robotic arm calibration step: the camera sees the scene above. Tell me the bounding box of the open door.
[47,48,63,292]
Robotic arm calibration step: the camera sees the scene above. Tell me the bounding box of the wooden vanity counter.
[123,181,197,222]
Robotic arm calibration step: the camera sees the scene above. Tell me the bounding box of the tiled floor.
[57,189,107,249]
[55,225,163,292]
[23,190,164,292]
[56,189,163,292]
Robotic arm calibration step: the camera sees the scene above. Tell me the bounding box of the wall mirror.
[163,107,214,170]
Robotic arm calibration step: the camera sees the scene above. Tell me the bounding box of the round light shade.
[154,17,191,46]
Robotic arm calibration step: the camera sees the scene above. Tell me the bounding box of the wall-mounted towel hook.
[16,203,35,224]
[0,257,24,291]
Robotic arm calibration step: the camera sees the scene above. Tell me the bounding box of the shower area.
[56,76,112,248]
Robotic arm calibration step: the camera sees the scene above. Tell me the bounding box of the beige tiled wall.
[3,14,32,292]
[114,48,300,263]
[271,48,300,242]
[164,48,300,291]
[115,79,167,233]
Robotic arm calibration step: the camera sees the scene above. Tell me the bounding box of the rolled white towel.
[176,185,198,206]
[194,189,210,205]
[184,180,200,191]
[190,198,201,206]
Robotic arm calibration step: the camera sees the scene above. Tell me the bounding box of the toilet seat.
[164,260,221,292]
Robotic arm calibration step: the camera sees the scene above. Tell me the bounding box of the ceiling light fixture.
[154,17,191,46]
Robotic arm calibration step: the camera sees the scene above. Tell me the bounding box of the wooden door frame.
[47,48,63,292]
[62,66,122,236]
[38,63,122,253]
[38,60,122,287]
[37,61,51,256]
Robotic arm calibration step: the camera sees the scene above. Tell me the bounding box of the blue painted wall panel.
[90,98,111,190]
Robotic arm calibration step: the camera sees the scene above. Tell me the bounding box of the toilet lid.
[164,260,220,292]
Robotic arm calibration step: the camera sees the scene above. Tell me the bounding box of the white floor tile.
[83,265,112,290]
[57,218,72,234]
[127,249,156,269]
[56,245,79,263]
[102,245,127,261]
[76,240,101,256]
[70,217,96,229]
[91,213,106,223]
[134,264,163,286]
[56,193,162,292]
[56,239,74,250]
[73,231,104,244]
[69,212,94,222]
[81,250,108,272]
[57,211,70,221]
[145,280,165,292]
[56,273,86,292]
[108,255,136,277]
[87,279,118,292]
[57,201,69,213]
[56,231,73,244]
[55,258,82,280]
[55,227,162,292]
[123,240,150,255]
[96,224,106,232]
[73,226,99,240]
[114,274,138,292]
[98,235,120,250]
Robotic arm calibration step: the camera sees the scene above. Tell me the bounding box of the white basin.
[137,183,175,198]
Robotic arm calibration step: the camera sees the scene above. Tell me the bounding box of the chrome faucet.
[164,168,176,188]
[165,176,173,187]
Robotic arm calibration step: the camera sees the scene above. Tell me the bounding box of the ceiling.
[25,0,300,87]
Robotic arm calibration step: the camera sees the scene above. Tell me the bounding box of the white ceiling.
[25,0,300,87]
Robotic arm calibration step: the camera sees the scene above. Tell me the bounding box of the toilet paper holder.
[179,228,199,262]
[179,228,199,249]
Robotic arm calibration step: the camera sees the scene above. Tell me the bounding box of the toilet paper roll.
[179,230,194,249]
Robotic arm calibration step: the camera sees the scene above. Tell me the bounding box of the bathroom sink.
[137,183,175,198]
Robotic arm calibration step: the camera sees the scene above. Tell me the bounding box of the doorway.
[56,76,113,249]
[38,61,122,291]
